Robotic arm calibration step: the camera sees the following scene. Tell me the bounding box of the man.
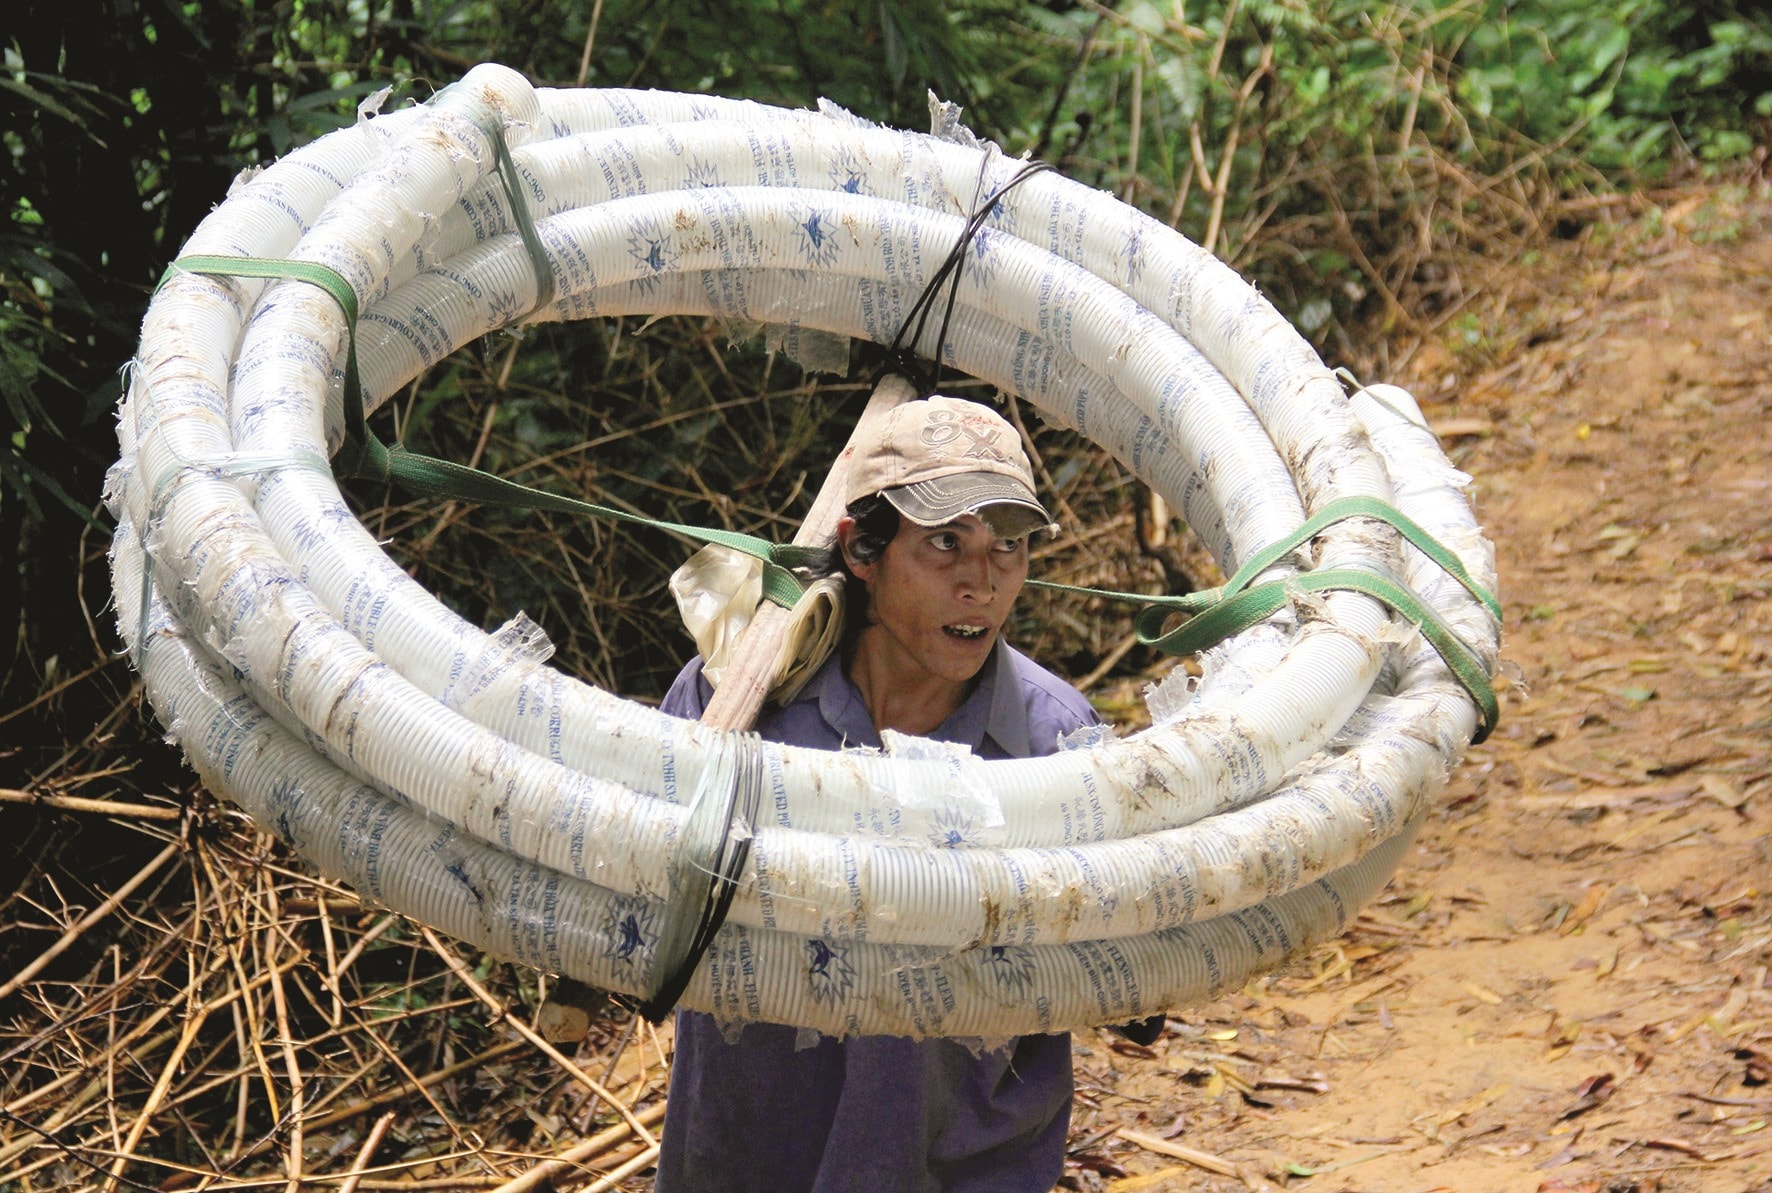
[655,396,1097,1192]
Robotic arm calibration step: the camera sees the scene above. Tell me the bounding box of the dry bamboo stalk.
[0,656,115,726]
[0,788,182,820]
[330,914,397,981]
[348,1178,510,1190]
[1077,631,1141,691]
[262,889,306,1193]
[336,1111,395,1193]
[577,1144,660,1193]
[102,996,214,1191]
[228,1000,252,1160]
[200,842,282,1123]
[0,840,181,1001]
[421,929,658,1149]
[1203,42,1273,260]
[304,1039,528,1134]
[486,1101,668,1193]
[1116,1128,1241,1177]
[559,1136,652,1177]
[335,989,477,1152]
[697,372,918,731]
[999,392,1088,560]
[316,891,345,1027]
[104,945,124,1160]
[293,1052,389,1137]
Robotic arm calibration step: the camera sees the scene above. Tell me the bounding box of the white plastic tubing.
[107,65,1500,1038]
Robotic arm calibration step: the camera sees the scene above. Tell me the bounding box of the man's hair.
[839,493,899,569]
[802,493,898,644]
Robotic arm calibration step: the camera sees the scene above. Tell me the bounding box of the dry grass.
[3,720,672,1191]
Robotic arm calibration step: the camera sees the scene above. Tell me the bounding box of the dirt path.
[1067,190,1772,1192]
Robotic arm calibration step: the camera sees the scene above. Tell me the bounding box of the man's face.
[847,512,1030,686]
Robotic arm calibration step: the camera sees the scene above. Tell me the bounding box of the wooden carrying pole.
[697,373,918,731]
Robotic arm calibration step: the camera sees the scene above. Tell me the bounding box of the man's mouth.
[944,624,990,640]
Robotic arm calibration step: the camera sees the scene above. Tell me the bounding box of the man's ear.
[835,517,876,583]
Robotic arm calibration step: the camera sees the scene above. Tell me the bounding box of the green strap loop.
[1137,566,1498,743]
[361,440,814,606]
[1029,498,1498,624]
[1211,496,1502,623]
[1029,496,1501,742]
[160,253,375,457]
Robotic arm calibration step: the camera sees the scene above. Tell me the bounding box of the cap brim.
[883,474,1051,538]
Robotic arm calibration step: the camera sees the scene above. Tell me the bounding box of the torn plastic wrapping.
[440,612,557,715]
[671,544,766,690]
[668,544,846,704]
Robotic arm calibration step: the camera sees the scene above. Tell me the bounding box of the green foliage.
[1454,1,1772,170]
[1005,0,1769,348]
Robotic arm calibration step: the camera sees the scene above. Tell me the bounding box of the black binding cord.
[878,158,1054,394]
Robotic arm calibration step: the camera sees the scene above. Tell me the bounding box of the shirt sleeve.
[660,657,713,720]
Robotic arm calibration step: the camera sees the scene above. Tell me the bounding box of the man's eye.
[993,538,1020,553]
[930,533,959,551]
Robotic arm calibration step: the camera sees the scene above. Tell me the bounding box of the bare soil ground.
[1066,187,1772,1193]
[3,185,1767,1193]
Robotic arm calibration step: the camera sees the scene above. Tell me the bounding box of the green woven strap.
[160,252,811,608]
[1208,496,1500,621]
[1141,567,1498,742]
[1029,496,1501,742]
[161,253,377,455]
[488,128,557,316]
[348,435,815,608]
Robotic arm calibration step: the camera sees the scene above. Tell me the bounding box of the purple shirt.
[654,638,1098,1193]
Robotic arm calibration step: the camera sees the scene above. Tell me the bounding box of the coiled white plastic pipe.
[107,65,1500,1037]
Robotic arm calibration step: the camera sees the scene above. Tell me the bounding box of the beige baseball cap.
[845,396,1050,538]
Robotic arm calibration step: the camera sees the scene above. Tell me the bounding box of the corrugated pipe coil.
[106,64,1500,1038]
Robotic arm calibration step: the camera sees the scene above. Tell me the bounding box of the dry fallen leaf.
[1105,1165,1193,1192]
[1460,980,1505,1005]
[1070,1152,1130,1178]
[1437,1082,1510,1126]
[1109,1038,1159,1060]
[1559,883,1610,934]
[1559,1073,1617,1120]
[1643,1136,1710,1160]
[1117,1129,1240,1177]
[1545,1020,1583,1062]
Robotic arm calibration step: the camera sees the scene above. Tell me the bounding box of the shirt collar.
[800,637,1030,757]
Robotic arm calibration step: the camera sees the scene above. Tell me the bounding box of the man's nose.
[955,547,995,599]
